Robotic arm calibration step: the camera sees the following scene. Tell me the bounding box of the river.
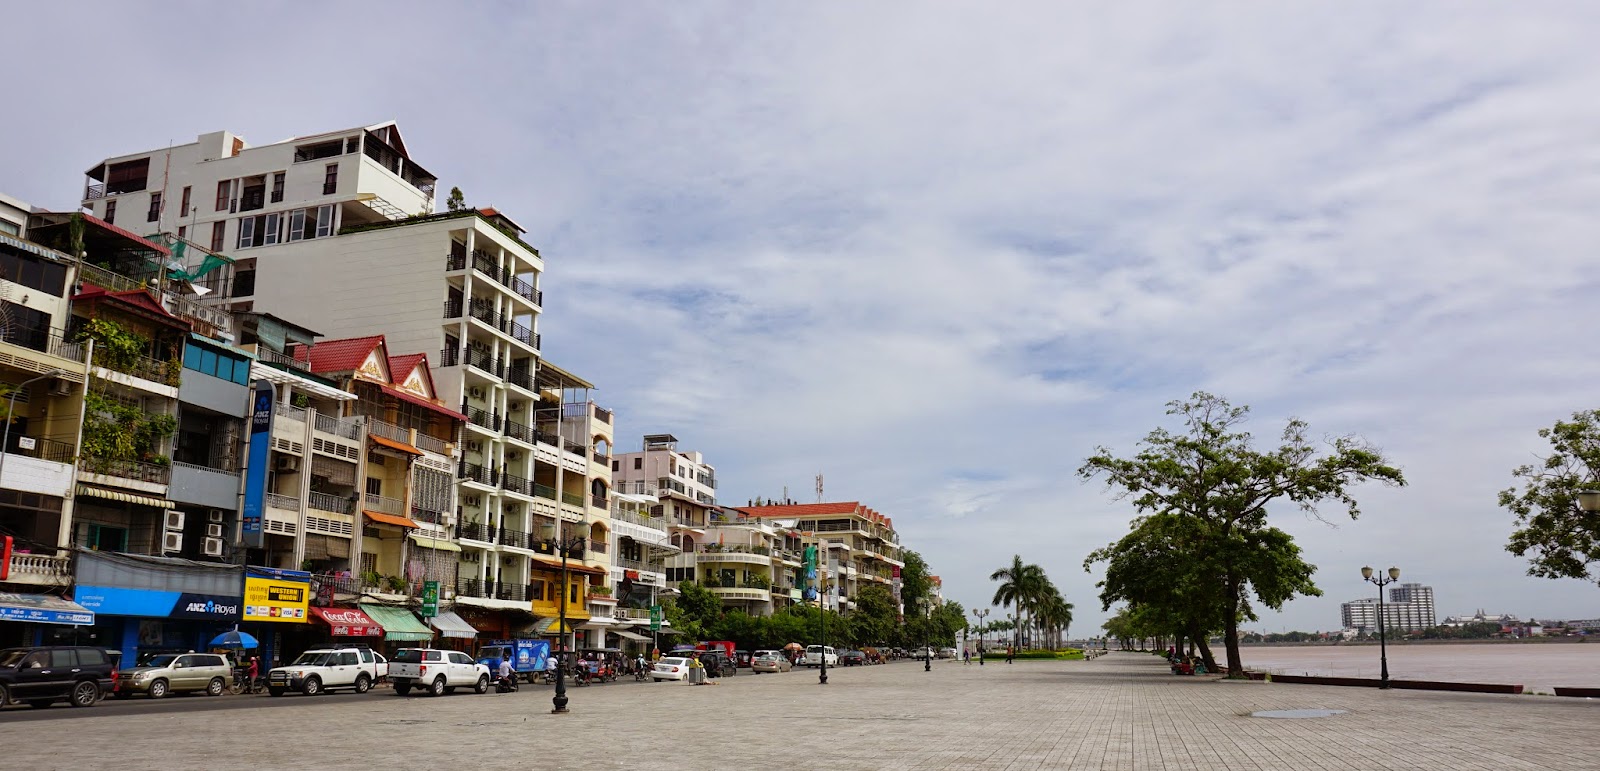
[1239,642,1600,693]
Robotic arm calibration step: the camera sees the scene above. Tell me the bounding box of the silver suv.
[115,653,231,699]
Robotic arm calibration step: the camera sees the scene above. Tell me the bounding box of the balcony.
[276,402,309,425]
[466,406,500,432]
[367,418,409,444]
[459,462,495,487]
[464,348,503,378]
[591,494,609,510]
[693,548,772,567]
[308,492,353,514]
[411,506,449,527]
[448,249,541,305]
[611,507,668,532]
[314,413,363,441]
[266,492,299,511]
[458,521,494,543]
[414,433,450,456]
[610,556,665,574]
[502,472,532,497]
[458,578,525,602]
[91,350,180,388]
[506,366,535,392]
[591,451,608,466]
[560,491,583,507]
[78,457,170,485]
[499,527,528,549]
[593,406,611,425]
[503,418,536,445]
[4,436,75,465]
[533,483,557,502]
[364,493,405,516]
[588,540,608,555]
[5,552,72,586]
[1,326,88,366]
[703,586,771,602]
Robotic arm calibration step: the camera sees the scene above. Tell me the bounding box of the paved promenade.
[1,652,1595,770]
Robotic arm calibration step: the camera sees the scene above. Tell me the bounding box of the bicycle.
[229,669,262,695]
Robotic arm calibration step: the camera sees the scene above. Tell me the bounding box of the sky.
[6,2,1600,635]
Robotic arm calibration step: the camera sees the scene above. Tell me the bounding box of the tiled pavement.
[2,652,1595,770]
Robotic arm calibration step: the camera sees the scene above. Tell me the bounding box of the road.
[2,654,1595,770]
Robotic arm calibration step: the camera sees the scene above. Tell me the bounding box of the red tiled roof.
[379,383,466,422]
[388,353,425,379]
[304,335,384,375]
[477,207,498,217]
[76,212,172,256]
[732,502,865,518]
[71,285,190,329]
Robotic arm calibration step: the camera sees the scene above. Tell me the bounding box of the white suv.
[389,649,490,696]
[267,647,385,696]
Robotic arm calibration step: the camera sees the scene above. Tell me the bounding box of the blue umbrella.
[210,629,259,648]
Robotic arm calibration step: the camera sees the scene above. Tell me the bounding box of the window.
[323,164,338,195]
[77,649,106,666]
[210,221,226,251]
[80,522,128,551]
[611,460,618,472]
[315,204,333,237]
[103,199,116,224]
[359,649,374,663]
[450,652,473,665]
[236,217,254,249]
[271,172,285,203]
[147,192,161,222]
[366,478,382,496]
[0,246,70,297]
[634,457,642,470]
[183,343,251,385]
[180,185,191,215]
[177,225,186,239]
[345,137,360,154]
[287,209,305,242]
[529,580,545,601]
[51,650,76,667]
[338,652,358,666]
[215,180,230,211]
[262,213,279,246]
[236,214,281,249]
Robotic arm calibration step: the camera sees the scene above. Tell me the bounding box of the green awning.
[358,603,433,642]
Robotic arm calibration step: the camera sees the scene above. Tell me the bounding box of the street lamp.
[1578,490,1600,514]
[551,532,588,714]
[971,608,989,666]
[0,369,68,485]
[924,603,932,672]
[1361,565,1401,689]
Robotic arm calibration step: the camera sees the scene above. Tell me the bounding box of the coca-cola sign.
[312,607,382,637]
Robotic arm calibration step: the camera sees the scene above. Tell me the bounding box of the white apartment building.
[1341,582,1436,633]
[611,433,716,550]
[735,501,904,617]
[79,122,616,644]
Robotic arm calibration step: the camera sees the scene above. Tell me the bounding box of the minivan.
[804,645,838,667]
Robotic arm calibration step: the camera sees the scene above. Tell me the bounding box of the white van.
[804,645,838,667]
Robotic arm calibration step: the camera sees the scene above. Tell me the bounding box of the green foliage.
[80,386,177,467]
[1502,410,1600,585]
[1008,649,1085,660]
[989,556,1071,649]
[899,550,933,616]
[446,186,467,212]
[76,318,149,374]
[1080,392,1406,676]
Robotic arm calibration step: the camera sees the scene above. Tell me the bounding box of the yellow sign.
[243,570,310,623]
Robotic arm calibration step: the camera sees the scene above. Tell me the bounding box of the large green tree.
[899,550,934,616]
[1079,392,1405,676]
[990,555,1047,650]
[1502,410,1600,585]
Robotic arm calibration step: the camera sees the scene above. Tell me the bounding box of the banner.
[420,581,439,618]
[76,585,240,620]
[241,381,275,548]
[243,566,311,622]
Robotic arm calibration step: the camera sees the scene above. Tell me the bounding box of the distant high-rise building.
[1341,582,1435,633]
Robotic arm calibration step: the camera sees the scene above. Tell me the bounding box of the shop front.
[72,552,243,665]
[357,603,433,653]
[0,592,96,648]
[424,609,481,652]
[240,566,312,669]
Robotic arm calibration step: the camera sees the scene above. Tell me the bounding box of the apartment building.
[1341,582,1437,633]
[612,433,716,550]
[0,204,94,648]
[731,501,904,617]
[607,488,679,636]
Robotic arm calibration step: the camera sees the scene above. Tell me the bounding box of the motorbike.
[495,672,520,693]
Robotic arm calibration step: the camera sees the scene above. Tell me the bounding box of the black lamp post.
[972,608,988,666]
[1361,565,1400,690]
[924,604,932,672]
[551,533,587,714]
[818,591,828,686]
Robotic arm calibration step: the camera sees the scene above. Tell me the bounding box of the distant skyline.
[5,3,1600,633]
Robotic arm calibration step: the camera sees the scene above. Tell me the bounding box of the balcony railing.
[440,347,460,367]
[593,406,612,425]
[364,493,404,515]
[502,472,532,497]
[592,451,608,465]
[78,457,170,485]
[315,573,361,597]
[91,349,179,386]
[6,552,71,584]
[611,507,668,532]
[503,418,535,445]
[85,183,106,200]
[455,249,542,306]
[367,418,409,443]
[443,298,462,319]
[560,491,583,507]
[591,494,609,510]
[266,492,299,511]
[257,347,309,372]
[1,325,88,363]
[611,556,664,573]
[459,462,495,486]
[276,402,308,424]
[588,540,608,555]
[411,506,449,527]
[308,491,352,514]
[446,251,466,271]
[464,347,502,378]
[314,413,363,441]
[5,436,75,464]
[466,407,500,432]
[506,366,534,391]
[458,578,526,602]
[458,521,494,543]
[533,483,557,501]
[414,433,449,455]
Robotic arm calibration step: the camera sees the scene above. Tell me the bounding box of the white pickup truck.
[267,646,387,696]
[389,648,491,696]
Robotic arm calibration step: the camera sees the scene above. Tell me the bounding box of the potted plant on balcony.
[383,575,408,594]
[360,571,383,591]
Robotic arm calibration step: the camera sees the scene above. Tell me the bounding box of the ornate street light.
[551,532,587,714]
[1360,565,1401,689]
[971,608,989,666]
[1577,490,1600,514]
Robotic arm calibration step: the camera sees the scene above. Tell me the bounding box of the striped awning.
[75,485,172,509]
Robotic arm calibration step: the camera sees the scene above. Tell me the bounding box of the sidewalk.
[0,652,1592,770]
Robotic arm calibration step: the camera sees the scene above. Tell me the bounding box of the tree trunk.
[1224,573,1244,676]
[1196,636,1218,673]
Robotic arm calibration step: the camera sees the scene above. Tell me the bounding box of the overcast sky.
[7,3,1600,635]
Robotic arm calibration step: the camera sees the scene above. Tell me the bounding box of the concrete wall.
[178,369,248,417]
[169,462,240,510]
[0,453,74,497]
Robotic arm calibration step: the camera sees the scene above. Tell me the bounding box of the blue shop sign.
[0,592,95,626]
[75,585,241,620]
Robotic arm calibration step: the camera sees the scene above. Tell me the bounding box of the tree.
[1079,392,1405,676]
[850,584,898,647]
[446,186,467,212]
[899,550,933,616]
[673,581,724,638]
[1502,410,1600,586]
[990,555,1046,651]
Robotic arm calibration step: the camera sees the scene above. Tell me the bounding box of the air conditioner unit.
[468,387,485,400]
[164,510,185,531]
[506,450,521,460]
[206,523,224,538]
[208,510,225,524]
[509,402,523,411]
[48,379,73,397]
[202,537,224,557]
[274,455,300,473]
[162,531,184,553]
[463,495,482,507]
[465,440,482,452]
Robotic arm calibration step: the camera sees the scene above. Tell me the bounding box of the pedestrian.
[1006,645,1013,664]
[978,646,984,666]
[963,649,971,665]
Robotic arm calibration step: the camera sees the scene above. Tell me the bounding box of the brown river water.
[1239,642,1600,693]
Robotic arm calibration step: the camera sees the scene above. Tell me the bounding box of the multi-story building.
[0,203,94,648]
[1341,582,1436,633]
[731,501,904,617]
[78,123,616,650]
[612,433,716,555]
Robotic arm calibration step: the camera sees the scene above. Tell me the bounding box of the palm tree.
[991,555,1046,652]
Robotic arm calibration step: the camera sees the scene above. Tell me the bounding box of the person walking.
[1006,645,1014,664]
[963,649,971,665]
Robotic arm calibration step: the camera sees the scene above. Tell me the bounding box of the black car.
[840,650,866,667]
[0,646,116,709]
[697,651,738,677]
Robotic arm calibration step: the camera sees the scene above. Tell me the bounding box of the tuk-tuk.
[577,648,622,683]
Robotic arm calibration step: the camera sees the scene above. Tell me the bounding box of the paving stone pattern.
[1,652,1595,770]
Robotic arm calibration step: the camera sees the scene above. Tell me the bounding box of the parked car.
[804,645,838,667]
[840,650,866,667]
[698,650,737,677]
[0,646,115,709]
[651,656,692,681]
[734,649,753,668]
[913,647,936,661]
[390,648,491,696]
[752,652,792,673]
[114,653,230,699]
[266,646,385,696]
[938,647,958,660]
